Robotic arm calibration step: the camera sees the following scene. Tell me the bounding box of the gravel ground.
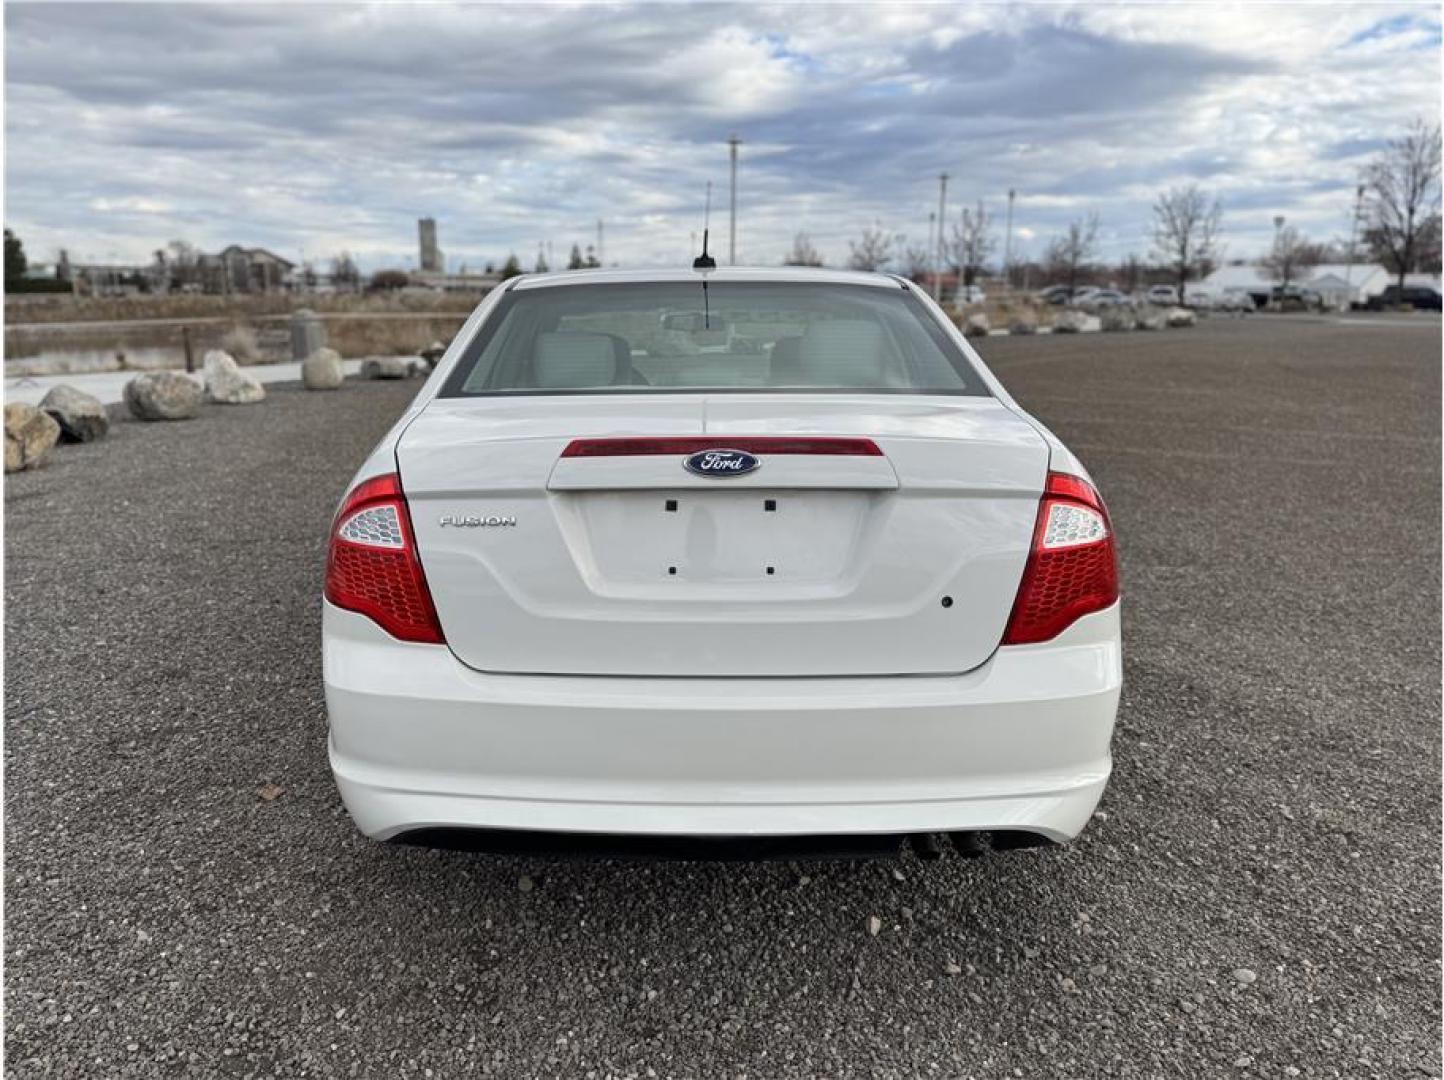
[6,314,1440,1078]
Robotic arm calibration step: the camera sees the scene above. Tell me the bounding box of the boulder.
[1007,316,1038,336]
[360,357,411,380]
[1052,310,1102,334]
[302,347,345,390]
[40,384,109,443]
[202,350,266,404]
[1136,307,1167,331]
[1165,306,1198,328]
[124,371,203,420]
[962,313,991,338]
[1099,308,1137,332]
[419,340,448,369]
[4,403,61,473]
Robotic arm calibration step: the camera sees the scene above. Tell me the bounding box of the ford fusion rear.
[322,268,1121,856]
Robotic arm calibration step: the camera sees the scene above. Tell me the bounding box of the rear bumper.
[324,601,1121,842]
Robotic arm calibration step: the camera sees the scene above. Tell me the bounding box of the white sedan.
[323,267,1122,858]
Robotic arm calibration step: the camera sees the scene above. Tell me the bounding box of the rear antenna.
[693,181,716,270]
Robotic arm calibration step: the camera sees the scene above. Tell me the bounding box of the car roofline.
[508,266,907,291]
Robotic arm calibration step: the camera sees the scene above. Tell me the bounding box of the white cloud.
[3,3,1438,270]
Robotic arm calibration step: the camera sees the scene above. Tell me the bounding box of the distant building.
[418,218,443,273]
[1201,262,1439,310]
[209,245,294,293]
[411,268,501,294]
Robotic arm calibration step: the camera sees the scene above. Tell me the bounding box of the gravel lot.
[6,314,1440,1078]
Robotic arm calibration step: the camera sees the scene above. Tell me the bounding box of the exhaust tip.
[948,831,988,859]
[910,833,944,861]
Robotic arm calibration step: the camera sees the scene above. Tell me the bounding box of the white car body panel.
[324,268,1122,845]
[326,599,1119,840]
[396,395,1048,677]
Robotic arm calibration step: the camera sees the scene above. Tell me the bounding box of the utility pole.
[1004,188,1016,286]
[727,134,741,265]
[1343,183,1365,308]
[926,211,936,289]
[596,219,604,267]
[934,172,948,301]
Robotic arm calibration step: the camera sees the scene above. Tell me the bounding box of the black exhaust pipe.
[911,833,944,861]
[949,831,987,858]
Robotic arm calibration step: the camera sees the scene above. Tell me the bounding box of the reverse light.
[1002,471,1119,645]
[324,472,445,644]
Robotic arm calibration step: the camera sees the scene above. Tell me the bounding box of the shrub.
[218,323,261,363]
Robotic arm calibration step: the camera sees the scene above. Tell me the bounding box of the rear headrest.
[769,336,803,383]
[799,320,887,387]
[534,332,619,388]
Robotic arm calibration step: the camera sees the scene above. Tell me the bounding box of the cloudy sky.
[5,3,1440,274]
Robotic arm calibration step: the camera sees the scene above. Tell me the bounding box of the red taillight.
[324,472,445,644]
[1002,471,1119,645]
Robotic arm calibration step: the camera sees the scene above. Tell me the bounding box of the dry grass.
[6,289,482,326]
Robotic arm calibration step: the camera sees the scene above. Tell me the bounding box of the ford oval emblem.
[683,448,761,477]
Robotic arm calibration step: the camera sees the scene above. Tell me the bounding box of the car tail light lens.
[324,472,445,644]
[1002,472,1119,645]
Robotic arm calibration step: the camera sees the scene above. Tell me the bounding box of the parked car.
[1218,288,1258,312]
[1367,285,1443,311]
[955,283,987,305]
[323,267,1123,857]
[1037,284,1073,305]
[1146,284,1179,305]
[1272,285,1323,311]
[1082,289,1128,307]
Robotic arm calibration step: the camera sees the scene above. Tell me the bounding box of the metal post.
[183,325,194,373]
[727,135,741,265]
[934,172,949,302]
[1343,183,1365,309]
[926,211,936,289]
[596,219,604,267]
[1004,188,1016,286]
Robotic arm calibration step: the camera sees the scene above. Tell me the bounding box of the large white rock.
[419,340,448,369]
[40,384,110,442]
[1052,310,1102,334]
[962,312,991,338]
[203,350,266,404]
[1165,306,1198,328]
[360,357,411,380]
[125,372,203,420]
[1007,315,1038,336]
[4,402,61,473]
[302,347,345,390]
[1136,306,1167,331]
[1099,308,1137,332]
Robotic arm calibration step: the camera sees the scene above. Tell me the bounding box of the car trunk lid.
[397,394,1050,676]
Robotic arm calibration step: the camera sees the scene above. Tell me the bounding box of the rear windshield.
[440,281,989,397]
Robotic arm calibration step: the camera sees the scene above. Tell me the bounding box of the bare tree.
[1044,213,1100,298]
[1261,225,1324,292]
[329,252,360,291]
[1118,253,1144,295]
[1364,119,1442,293]
[1151,185,1222,305]
[846,225,894,272]
[783,232,824,267]
[900,244,932,280]
[949,201,996,287]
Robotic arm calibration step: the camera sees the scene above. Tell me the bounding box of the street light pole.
[934,172,948,302]
[1343,183,1365,309]
[727,134,741,265]
[1004,188,1016,286]
[926,211,936,289]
